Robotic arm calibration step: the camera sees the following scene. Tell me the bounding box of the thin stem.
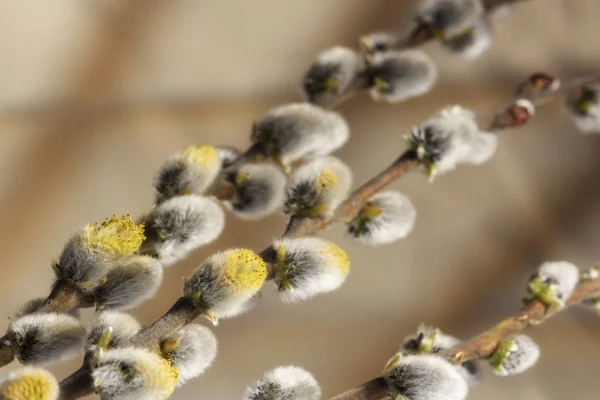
[329,378,388,400]
[59,363,93,400]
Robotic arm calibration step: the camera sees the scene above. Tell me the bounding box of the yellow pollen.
[1,372,55,400]
[81,214,145,256]
[182,145,218,167]
[135,357,178,399]
[316,169,338,190]
[321,243,350,273]
[222,249,267,291]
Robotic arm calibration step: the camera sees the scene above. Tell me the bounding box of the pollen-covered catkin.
[86,311,141,349]
[160,324,217,384]
[0,367,59,400]
[93,255,163,311]
[302,46,361,105]
[366,50,437,103]
[6,313,85,365]
[251,103,349,169]
[284,156,352,218]
[243,366,321,400]
[417,0,484,39]
[154,144,221,203]
[526,261,580,308]
[442,18,492,60]
[183,249,267,324]
[348,191,416,245]
[490,334,540,376]
[92,347,179,400]
[384,353,468,400]
[55,215,146,287]
[566,84,600,134]
[140,195,225,266]
[228,164,286,220]
[270,237,350,303]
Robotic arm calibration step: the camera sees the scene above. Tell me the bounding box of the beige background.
[0,1,599,399]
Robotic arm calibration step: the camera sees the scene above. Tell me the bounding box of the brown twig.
[329,278,600,400]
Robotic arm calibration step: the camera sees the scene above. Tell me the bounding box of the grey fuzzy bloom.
[284,156,352,218]
[490,334,540,376]
[161,324,217,384]
[251,103,350,169]
[94,255,163,311]
[384,354,468,400]
[0,367,59,400]
[86,311,141,349]
[302,46,362,105]
[228,164,286,220]
[6,313,85,365]
[215,146,243,169]
[417,0,484,39]
[56,233,112,287]
[154,144,221,203]
[566,84,600,134]
[360,31,399,54]
[348,191,416,246]
[367,50,437,103]
[140,195,225,266]
[526,261,579,308]
[14,297,79,320]
[243,366,321,400]
[401,325,480,385]
[442,18,492,60]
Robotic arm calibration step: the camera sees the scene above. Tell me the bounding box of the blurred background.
[1,0,599,399]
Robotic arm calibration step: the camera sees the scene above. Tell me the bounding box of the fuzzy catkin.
[228,164,286,220]
[490,334,540,376]
[417,0,484,39]
[0,367,59,400]
[526,261,580,307]
[442,18,492,60]
[86,311,141,349]
[566,84,600,134]
[243,366,321,400]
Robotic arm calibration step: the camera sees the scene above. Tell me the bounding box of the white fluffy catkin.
[92,347,178,400]
[367,50,437,103]
[348,191,416,245]
[228,164,286,220]
[566,84,600,134]
[271,237,350,303]
[303,46,361,104]
[154,144,221,203]
[417,0,484,39]
[442,18,492,60]
[490,334,540,376]
[526,261,580,308]
[7,314,85,365]
[93,255,163,311]
[384,354,468,400]
[160,324,217,384]
[284,156,352,218]
[360,31,398,53]
[140,195,225,266]
[243,366,321,400]
[251,103,350,168]
[86,311,141,349]
[183,249,267,324]
[0,367,59,400]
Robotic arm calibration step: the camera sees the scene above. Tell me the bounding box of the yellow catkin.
[321,243,350,273]
[316,169,338,190]
[222,249,267,291]
[81,214,146,256]
[135,357,179,399]
[182,145,219,167]
[1,372,54,400]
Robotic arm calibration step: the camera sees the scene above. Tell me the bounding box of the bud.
[227,164,286,220]
[442,18,492,60]
[566,84,600,134]
[407,105,498,179]
[215,146,243,169]
[14,298,79,320]
[490,98,535,130]
[359,31,398,54]
[251,103,350,169]
[243,366,321,400]
[86,311,141,349]
[154,144,221,203]
[303,46,362,105]
[94,255,163,311]
[526,261,579,308]
[92,347,178,400]
[284,156,352,218]
[140,195,225,266]
[366,50,437,103]
[56,214,146,288]
[6,313,85,365]
[490,334,540,376]
[270,237,350,303]
[384,353,468,400]
[0,367,59,400]
[580,266,600,313]
[417,0,484,40]
[183,249,267,324]
[160,324,217,384]
[515,72,560,98]
[348,191,416,245]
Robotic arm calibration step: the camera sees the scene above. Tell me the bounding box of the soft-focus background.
[1,1,599,399]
